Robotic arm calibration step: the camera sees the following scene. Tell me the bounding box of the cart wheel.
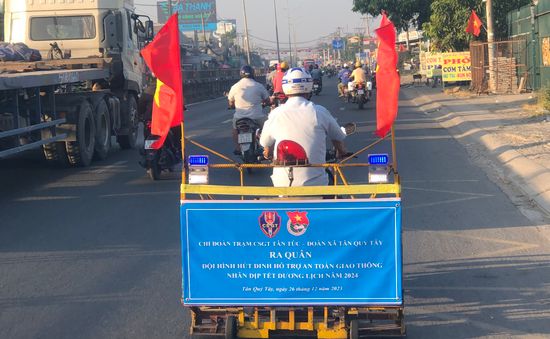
[349,319,359,339]
[225,315,237,339]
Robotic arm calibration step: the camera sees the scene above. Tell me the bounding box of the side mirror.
[145,20,154,41]
[342,122,357,136]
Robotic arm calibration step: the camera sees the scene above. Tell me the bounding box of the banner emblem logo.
[286,211,310,236]
[259,211,281,238]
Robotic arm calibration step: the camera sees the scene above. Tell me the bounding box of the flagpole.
[391,126,399,198]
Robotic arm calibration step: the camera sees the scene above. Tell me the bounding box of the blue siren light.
[368,154,389,165]
[188,155,209,166]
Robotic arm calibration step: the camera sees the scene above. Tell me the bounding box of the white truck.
[0,0,153,166]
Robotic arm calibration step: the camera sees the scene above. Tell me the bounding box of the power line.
[248,33,333,46]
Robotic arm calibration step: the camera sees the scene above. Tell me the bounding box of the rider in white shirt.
[260,68,347,187]
[227,65,270,154]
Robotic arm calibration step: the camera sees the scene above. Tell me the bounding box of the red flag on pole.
[140,14,183,149]
[374,13,400,138]
[466,10,483,37]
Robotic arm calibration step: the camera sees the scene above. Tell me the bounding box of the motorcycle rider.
[138,79,181,151]
[266,64,277,94]
[272,61,289,98]
[260,68,348,187]
[337,63,352,97]
[227,65,270,155]
[350,61,367,87]
[310,64,323,88]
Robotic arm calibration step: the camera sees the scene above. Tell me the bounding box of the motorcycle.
[235,118,264,173]
[140,122,182,180]
[355,82,367,109]
[325,123,357,186]
[312,79,322,95]
[270,92,288,111]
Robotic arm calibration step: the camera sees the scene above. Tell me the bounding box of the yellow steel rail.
[181,183,400,198]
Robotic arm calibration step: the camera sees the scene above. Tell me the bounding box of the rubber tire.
[224,316,237,339]
[43,142,70,166]
[66,100,95,167]
[93,100,112,160]
[147,153,161,180]
[358,97,364,110]
[117,95,138,149]
[349,319,359,339]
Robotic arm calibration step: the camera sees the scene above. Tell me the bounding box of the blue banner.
[157,0,217,32]
[181,199,402,306]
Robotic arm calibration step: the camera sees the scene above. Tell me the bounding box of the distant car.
[303,59,316,71]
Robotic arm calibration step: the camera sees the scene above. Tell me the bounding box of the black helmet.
[240,65,254,78]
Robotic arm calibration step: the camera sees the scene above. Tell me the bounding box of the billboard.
[157,0,217,32]
[419,51,442,77]
[181,199,403,306]
[441,52,471,82]
[332,39,344,50]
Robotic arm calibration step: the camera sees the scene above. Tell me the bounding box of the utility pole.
[273,0,281,62]
[485,0,496,92]
[168,0,172,16]
[293,25,298,64]
[201,13,208,53]
[241,0,252,65]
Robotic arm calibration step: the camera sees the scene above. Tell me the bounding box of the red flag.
[374,13,400,138]
[141,14,183,149]
[466,10,483,37]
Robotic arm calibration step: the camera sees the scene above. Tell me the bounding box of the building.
[216,20,236,36]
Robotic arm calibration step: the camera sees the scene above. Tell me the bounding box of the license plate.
[238,133,253,144]
[144,139,157,150]
[357,89,365,95]
[314,84,319,88]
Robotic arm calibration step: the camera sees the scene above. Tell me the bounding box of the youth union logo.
[259,211,281,238]
[286,211,310,236]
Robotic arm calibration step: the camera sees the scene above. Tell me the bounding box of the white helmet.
[282,67,313,95]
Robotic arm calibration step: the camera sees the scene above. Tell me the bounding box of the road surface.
[1,77,549,338]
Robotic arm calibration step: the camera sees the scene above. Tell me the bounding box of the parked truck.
[0,0,153,166]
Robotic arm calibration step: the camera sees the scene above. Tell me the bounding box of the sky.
[134,0,380,49]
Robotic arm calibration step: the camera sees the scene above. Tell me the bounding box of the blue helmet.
[240,65,254,79]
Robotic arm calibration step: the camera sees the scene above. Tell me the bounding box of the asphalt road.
[1,77,550,338]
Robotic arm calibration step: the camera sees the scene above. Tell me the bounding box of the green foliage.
[539,86,550,111]
[352,0,431,33]
[423,0,531,52]
[422,0,478,52]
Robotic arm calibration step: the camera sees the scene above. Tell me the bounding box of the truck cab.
[3,0,152,92]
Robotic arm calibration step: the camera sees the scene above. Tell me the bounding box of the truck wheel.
[117,95,138,149]
[93,100,112,160]
[224,316,237,339]
[43,142,70,166]
[66,100,95,167]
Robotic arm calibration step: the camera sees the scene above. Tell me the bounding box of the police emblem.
[259,211,281,238]
[286,211,310,236]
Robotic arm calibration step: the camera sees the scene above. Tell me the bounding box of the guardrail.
[182,68,266,104]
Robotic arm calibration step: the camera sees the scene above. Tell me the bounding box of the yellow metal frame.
[181,127,401,201]
[181,126,404,338]
[189,306,405,338]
